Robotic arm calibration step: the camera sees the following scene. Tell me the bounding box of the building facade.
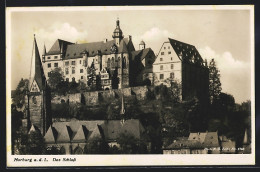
[153,38,209,102]
[42,19,155,89]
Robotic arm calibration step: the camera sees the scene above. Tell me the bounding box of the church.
[42,19,156,89]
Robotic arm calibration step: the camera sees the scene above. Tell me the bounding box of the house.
[163,131,221,154]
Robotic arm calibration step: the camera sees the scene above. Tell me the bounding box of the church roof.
[45,119,145,144]
[31,37,46,91]
[168,38,205,66]
[46,39,74,55]
[72,125,89,142]
[44,126,58,143]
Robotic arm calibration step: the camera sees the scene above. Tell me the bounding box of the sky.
[8,6,253,103]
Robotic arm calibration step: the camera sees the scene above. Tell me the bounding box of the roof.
[118,39,128,53]
[44,119,145,143]
[168,38,205,66]
[105,119,145,141]
[188,131,220,147]
[28,124,41,134]
[65,40,115,59]
[31,37,46,91]
[140,40,145,45]
[165,138,204,150]
[46,39,74,55]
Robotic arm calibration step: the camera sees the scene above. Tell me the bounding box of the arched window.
[107,58,110,68]
[72,77,75,82]
[74,146,83,154]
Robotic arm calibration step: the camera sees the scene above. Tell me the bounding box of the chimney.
[104,38,108,43]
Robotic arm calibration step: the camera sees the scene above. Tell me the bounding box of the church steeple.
[30,34,46,92]
[112,18,124,46]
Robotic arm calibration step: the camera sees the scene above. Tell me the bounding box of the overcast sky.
[8,6,253,103]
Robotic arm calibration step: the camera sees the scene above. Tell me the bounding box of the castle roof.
[46,39,74,55]
[64,38,133,60]
[168,38,205,66]
[44,119,145,143]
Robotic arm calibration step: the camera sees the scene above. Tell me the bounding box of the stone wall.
[51,86,150,106]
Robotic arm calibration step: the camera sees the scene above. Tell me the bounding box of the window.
[160,65,163,70]
[65,61,69,66]
[170,72,174,79]
[72,77,75,82]
[160,74,164,80]
[164,47,166,49]
[66,78,69,82]
[48,63,51,68]
[47,56,51,59]
[168,46,170,49]
[71,61,76,65]
[54,63,58,67]
[171,57,173,61]
[65,68,69,75]
[168,51,171,54]
[80,60,81,64]
[160,58,163,61]
[72,67,75,74]
[81,76,83,79]
[43,57,45,61]
[171,64,174,69]
[80,69,83,73]
[54,56,58,59]
[161,52,164,55]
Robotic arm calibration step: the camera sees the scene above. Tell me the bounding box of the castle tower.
[27,35,52,136]
[112,18,124,47]
[139,40,146,50]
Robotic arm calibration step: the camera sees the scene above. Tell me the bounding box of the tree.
[85,136,108,154]
[209,59,222,104]
[87,62,97,90]
[117,133,139,154]
[12,78,29,109]
[26,131,46,155]
[47,67,64,90]
[112,67,119,89]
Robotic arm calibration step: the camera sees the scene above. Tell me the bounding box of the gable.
[30,79,40,92]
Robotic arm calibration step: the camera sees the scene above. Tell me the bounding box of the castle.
[42,19,156,89]
[22,19,210,154]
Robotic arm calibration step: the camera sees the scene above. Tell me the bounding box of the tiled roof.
[46,39,74,55]
[168,38,205,66]
[45,119,144,143]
